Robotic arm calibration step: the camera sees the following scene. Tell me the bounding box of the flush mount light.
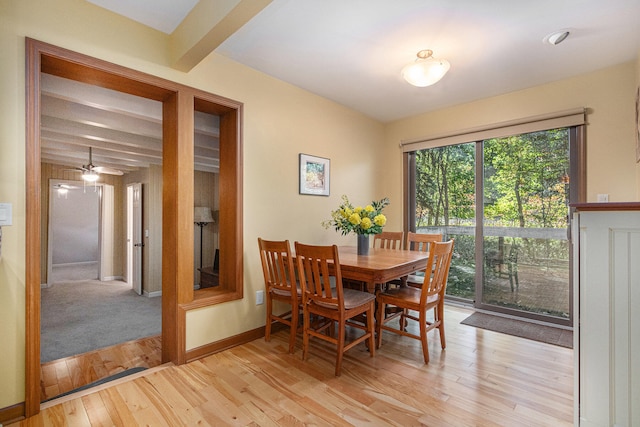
[544,30,570,46]
[402,49,450,87]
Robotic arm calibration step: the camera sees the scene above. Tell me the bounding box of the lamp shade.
[194,206,214,223]
[402,50,450,87]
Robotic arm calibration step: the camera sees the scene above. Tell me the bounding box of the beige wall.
[185,55,385,349]
[636,49,640,197]
[1,0,638,411]
[385,62,639,204]
[0,0,384,407]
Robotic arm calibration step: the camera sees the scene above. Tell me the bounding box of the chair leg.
[335,320,346,376]
[367,304,375,358]
[265,295,273,342]
[376,300,385,349]
[436,305,446,350]
[419,311,430,364]
[302,309,310,361]
[400,308,410,330]
[288,304,298,354]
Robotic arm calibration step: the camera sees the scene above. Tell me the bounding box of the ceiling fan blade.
[93,166,124,176]
[64,167,87,173]
[53,183,79,190]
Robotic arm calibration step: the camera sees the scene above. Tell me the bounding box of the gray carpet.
[461,312,573,348]
[41,280,161,362]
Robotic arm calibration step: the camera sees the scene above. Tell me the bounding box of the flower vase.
[357,234,370,256]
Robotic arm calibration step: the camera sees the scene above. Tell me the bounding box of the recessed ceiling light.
[544,30,570,46]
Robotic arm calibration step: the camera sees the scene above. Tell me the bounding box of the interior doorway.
[26,38,244,417]
[47,180,100,285]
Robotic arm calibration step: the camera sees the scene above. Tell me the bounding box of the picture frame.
[299,153,330,196]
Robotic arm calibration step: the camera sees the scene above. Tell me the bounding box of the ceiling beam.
[169,0,272,72]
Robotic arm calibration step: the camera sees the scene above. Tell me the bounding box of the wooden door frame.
[25,38,243,417]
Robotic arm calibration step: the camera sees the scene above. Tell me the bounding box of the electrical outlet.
[256,290,264,305]
[597,194,609,202]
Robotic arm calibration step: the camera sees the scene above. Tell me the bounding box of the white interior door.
[127,183,143,295]
[99,184,114,281]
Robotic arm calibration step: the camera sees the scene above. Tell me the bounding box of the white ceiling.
[40,74,220,174]
[43,0,640,174]
[89,0,640,123]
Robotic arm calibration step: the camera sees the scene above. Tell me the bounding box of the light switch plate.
[0,203,12,226]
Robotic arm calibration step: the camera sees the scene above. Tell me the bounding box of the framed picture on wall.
[299,153,330,196]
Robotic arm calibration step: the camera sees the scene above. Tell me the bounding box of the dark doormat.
[461,312,573,349]
[42,366,147,403]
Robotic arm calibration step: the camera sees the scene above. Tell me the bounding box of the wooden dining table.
[336,246,430,293]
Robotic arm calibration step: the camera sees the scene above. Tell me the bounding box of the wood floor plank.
[81,393,115,427]
[13,306,573,426]
[137,375,202,426]
[59,399,92,426]
[196,385,257,426]
[97,386,140,427]
[39,335,162,401]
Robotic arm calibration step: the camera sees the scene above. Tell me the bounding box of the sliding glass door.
[410,143,477,301]
[481,130,570,322]
[408,128,575,325]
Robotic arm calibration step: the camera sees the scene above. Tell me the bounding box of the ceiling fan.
[71,147,124,182]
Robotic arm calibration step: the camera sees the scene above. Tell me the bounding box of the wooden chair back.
[294,241,376,375]
[406,232,442,252]
[420,240,455,301]
[376,239,454,364]
[403,232,443,287]
[258,238,297,295]
[294,242,343,308]
[257,238,300,353]
[373,231,404,250]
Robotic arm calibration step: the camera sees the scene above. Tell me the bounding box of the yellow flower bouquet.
[322,195,389,235]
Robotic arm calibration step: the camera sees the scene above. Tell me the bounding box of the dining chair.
[373,231,404,249]
[484,242,519,292]
[376,239,454,364]
[257,238,301,354]
[404,232,443,287]
[294,242,376,376]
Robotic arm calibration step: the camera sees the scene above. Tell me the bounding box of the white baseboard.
[144,290,162,298]
[52,261,98,268]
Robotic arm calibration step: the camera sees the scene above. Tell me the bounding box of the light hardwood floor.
[40,335,162,402]
[14,305,573,426]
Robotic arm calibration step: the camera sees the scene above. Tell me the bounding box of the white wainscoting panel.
[575,210,640,427]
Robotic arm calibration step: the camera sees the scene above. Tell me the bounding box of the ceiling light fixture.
[402,49,450,87]
[544,30,570,46]
[82,170,99,182]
